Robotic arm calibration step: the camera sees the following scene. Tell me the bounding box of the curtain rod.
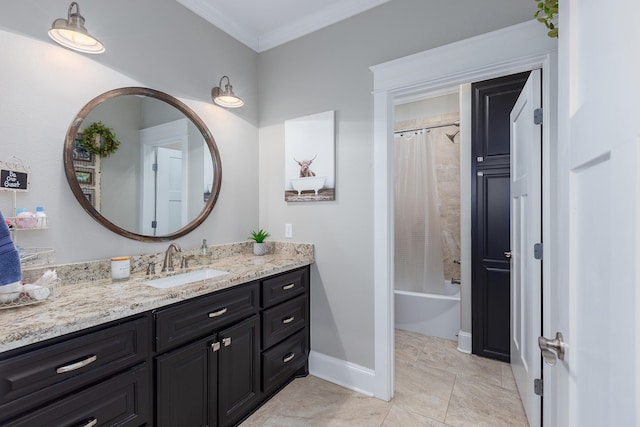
[394,121,459,134]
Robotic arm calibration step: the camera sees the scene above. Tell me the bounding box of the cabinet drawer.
[155,282,259,352]
[262,295,307,349]
[4,363,149,427]
[0,317,149,419]
[262,329,308,396]
[261,267,308,308]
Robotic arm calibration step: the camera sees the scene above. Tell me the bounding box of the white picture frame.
[284,110,335,202]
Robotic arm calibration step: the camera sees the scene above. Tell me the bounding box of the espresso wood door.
[471,72,529,361]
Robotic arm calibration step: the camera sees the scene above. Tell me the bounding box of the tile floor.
[241,329,529,426]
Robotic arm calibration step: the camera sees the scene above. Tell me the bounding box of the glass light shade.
[211,80,244,108]
[48,3,104,54]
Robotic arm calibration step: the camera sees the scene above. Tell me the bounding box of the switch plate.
[285,223,293,238]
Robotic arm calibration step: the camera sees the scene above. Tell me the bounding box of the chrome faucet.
[161,243,182,272]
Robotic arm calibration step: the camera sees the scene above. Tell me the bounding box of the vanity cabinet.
[0,264,311,427]
[0,316,150,426]
[154,266,311,426]
[260,266,310,396]
[154,282,261,427]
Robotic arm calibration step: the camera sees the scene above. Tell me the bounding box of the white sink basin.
[143,269,229,289]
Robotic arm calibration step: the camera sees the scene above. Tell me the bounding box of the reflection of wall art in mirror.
[73,137,94,164]
[74,168,93,185]
[284,110,336,202]
[63,87,222,242]
[83,188,95,207]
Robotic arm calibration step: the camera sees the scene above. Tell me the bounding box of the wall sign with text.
[1,169,29,191]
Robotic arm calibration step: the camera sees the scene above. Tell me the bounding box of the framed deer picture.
[284,110,335,202]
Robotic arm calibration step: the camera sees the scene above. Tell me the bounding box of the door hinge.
[534,108,543,125]
[534,243,543,260]
[151,220,157,229]
[152,163,158,172]
[534,378,543,396]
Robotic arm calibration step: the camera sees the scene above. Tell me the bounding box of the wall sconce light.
[48,2,105,54]
[211,76,244,108]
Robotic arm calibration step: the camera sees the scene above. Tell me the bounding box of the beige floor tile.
[243,376,390,426]
[393,357,456,422]
[243,331,527,427]
[395,328,431,362]
[444,376,529,427]
[417,336,504,387]
[382,405,449,427]
[501,364,518,391]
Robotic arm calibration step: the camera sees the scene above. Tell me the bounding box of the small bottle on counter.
[35,206,47,228]
[199,239,210,264]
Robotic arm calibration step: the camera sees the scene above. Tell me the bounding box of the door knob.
[504,251,512,259]
[538,332,566,366]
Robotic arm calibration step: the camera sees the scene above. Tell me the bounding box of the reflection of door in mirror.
[140,118,205,236]
[150,147,182,236]
[80,96,208,236]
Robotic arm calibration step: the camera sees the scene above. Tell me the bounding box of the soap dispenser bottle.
[199,239,209,264]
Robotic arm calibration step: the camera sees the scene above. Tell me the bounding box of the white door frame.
[370,20,557,411]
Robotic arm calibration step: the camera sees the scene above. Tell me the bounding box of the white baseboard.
[457,330,472,354]
[308,350,376,397]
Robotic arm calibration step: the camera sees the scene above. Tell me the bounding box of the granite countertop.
[0,242,314,354]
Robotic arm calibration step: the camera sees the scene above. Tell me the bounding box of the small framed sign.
[1,169,28,191]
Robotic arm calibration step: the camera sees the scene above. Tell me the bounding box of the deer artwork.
[294,154,317,178]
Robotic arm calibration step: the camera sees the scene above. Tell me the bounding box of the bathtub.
[395,280,460,341]
[290,176,326,195]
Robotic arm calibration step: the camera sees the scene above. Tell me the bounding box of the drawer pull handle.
[56,355,97,374]
[209,308,228,318]
[81,418,98,427]
[282,316,295,324]
[223,337,232,347]
[283,352,295,363]
[282,283,295,290]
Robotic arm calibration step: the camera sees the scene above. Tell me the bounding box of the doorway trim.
[369,19,557,404]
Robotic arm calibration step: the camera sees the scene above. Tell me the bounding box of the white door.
[156,147,183,235]
[510,69,542,426]
[547,1,640,425]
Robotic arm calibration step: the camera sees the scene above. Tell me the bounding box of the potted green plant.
[249,228,270,256]
[534,0,558,38]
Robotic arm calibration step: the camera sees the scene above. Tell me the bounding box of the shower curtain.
[394,130,445,294]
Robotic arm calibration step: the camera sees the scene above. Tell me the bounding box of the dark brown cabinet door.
[218,315,261,427]
[471,72,529,362]
[156,336,217,427]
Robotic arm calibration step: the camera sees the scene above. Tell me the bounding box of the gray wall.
[258,0,533,368]
[0,0,259,263]
[0,0,534,371]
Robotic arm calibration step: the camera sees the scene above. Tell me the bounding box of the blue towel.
[0,210,21,286]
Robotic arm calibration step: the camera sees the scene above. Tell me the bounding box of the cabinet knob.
[211,342,221,352]
[223,337,232,347]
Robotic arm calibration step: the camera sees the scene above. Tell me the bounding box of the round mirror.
[64,87,222,242]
